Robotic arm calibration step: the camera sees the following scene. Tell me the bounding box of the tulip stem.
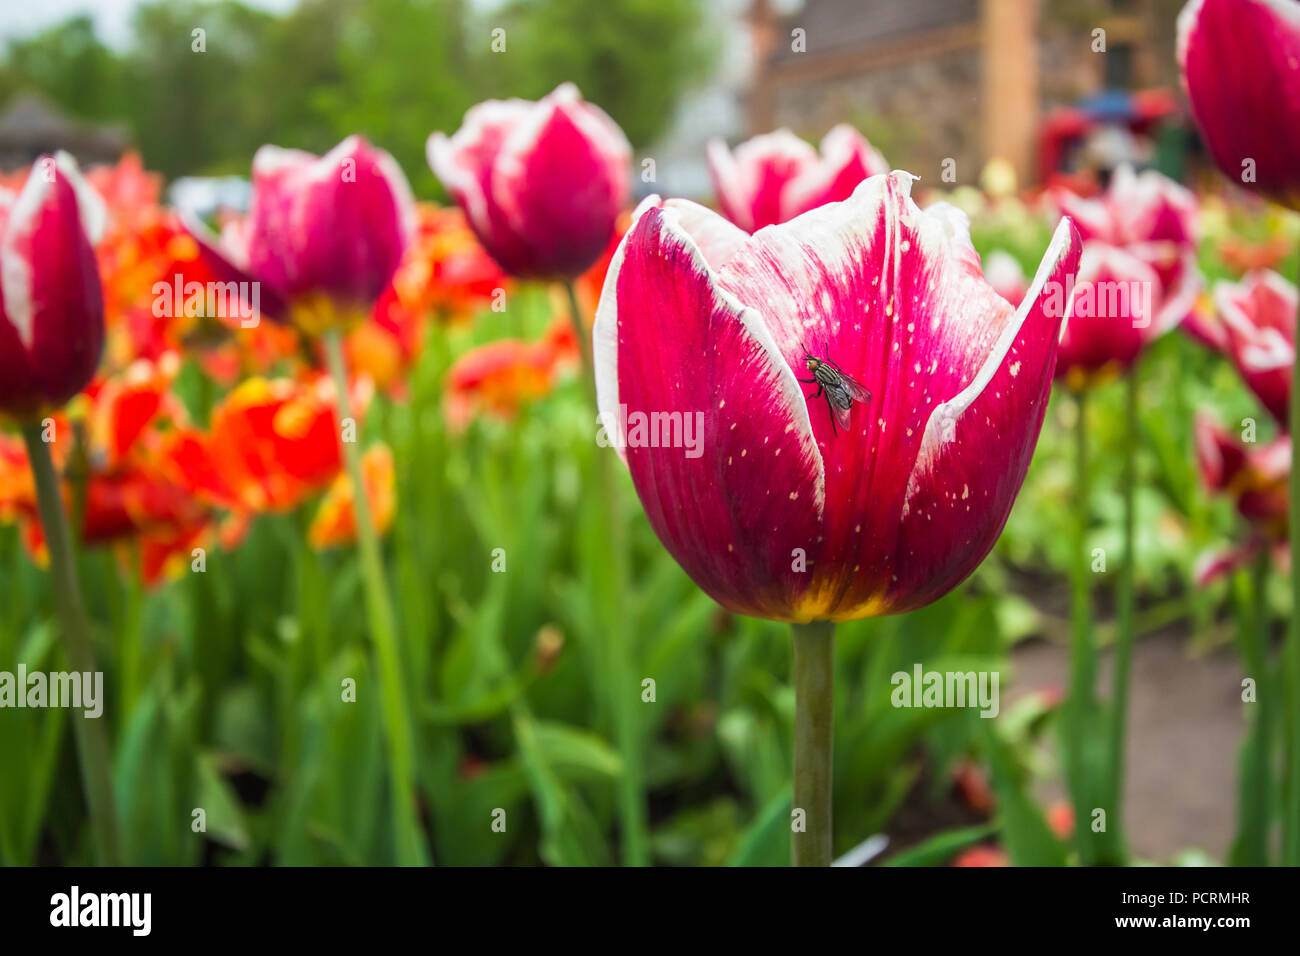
[1103,370,1138,864]
[1287,263,1300,866]
[21,422,120,866]
[1065,389,1097,865]
[563,278,649,866]
[322,328,427,866]
[791,620,834,866]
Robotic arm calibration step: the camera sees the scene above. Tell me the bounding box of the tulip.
[190,135,423,863]
[706,125,889,232]
[428,83,631,280]
[1214,269,1295,429]
[187,135,415,333]
[593,171,1080,864]
[309,444,396,549]
[595,171,1079,621]
[1051,166,1200,387]
[0,152,106,419]
[1054,243,1170,389]
[1178,0,1300,211]
[0,152,118,864]
[1195,414,1289,566]
[1195,410,1289,864]
[444,318,578,432]
[1181,0,1300,862]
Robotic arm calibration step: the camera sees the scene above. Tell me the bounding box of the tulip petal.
[0,154,104,413]
[594,198,825,619]
[781,124,889,223]
[1179,0,1300,209]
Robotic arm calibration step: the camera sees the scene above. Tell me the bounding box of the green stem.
[1287,261,1300,866]
[1229,550,1273,865]
[791,620,834,867]
[21,423,120,866]
[322,328,427,866]
[1066,390,1097,865]
[1102,371,1138,864]
[563,279,648,866]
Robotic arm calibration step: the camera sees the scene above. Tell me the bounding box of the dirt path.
[1009,629,1245,862]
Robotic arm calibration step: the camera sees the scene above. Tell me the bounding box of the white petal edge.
[592,194,825,516]
[906,217,1078,504]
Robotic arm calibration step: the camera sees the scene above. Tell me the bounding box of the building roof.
[771,0,980,62]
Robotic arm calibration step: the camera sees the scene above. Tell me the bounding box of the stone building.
[746,0,1185,187]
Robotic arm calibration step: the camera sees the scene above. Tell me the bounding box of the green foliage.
[0,0,709,185]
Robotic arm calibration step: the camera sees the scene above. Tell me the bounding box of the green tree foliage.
[0,0,709,191]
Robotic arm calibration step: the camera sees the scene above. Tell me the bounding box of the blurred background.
[0,0,1291,867]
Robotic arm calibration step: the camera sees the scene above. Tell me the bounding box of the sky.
[0,0,302,48]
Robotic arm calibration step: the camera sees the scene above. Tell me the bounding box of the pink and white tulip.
[707,126,889,233]
[1178,0,1300,211]
[1054,244,1169,388]
[593,171,1082,622]
[1050,166,1201,387]
[428,83,631,280]
[1194,412,1290,583]
[1214,269,1296,428]
[0,152,106,418]
[188,135,415,329]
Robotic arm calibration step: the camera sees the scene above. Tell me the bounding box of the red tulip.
[1194,412,1290,583]
[187,136,415,331]
[428,83,631,280]
[0,152,106,418]
[707,126,889,232]
[592,172,1082,622]
[1214,269,1295,428]
[1178,0,1300,210]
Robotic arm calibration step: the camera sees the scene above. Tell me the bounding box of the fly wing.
[832,397,853,432]
[837,370,872,403]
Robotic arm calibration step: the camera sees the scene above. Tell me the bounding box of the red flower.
[707,126,889,233]
[0,153,106,418]
[170,374,370,514]
[428,83,631,279]
[1213,269,1295,429]
[308,444,395,549]
[593,173,1081,621]
[1050,166,1201,387]
[1178,0,1300,210]
[444,318,578,431]
[952,845,1009,867]
[1194,412,1289,583]
[0,355,214,585]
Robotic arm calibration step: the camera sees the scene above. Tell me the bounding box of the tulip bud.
[1213,269,1296,428]
[428,83,632,280]
[0,152,106,420]
[707,125,889,232]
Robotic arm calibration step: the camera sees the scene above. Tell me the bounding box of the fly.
[799,342,871,436]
